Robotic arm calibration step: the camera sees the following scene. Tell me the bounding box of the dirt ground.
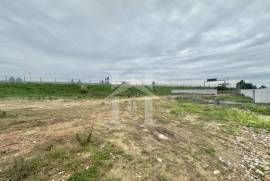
[0,96,269,181]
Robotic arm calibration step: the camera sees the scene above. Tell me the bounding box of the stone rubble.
[236,128,270,181]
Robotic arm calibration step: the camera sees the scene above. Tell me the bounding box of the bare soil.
[0,97,269,180]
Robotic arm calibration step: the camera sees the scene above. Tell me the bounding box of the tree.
[9,76,15,83]
[259,85,267,89]
[236,80,256,89]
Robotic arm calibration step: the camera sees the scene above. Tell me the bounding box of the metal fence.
[0,75,101,84]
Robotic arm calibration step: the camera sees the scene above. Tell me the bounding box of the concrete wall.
[171,89,217,95]
[254,88,270,104]
[240,89,255,99]
[241,88,270,103]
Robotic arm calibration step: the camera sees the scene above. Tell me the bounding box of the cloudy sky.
[0,0,270,86]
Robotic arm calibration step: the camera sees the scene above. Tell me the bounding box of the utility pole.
[28,72,32,82]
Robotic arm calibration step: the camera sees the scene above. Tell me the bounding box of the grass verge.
[171,102,270,132]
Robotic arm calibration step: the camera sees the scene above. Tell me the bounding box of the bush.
[80,85,88,94]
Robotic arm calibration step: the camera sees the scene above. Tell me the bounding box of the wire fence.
[0,74,218,87]
[0,75,101,84]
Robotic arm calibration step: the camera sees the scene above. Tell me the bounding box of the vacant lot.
[0,94,269,181]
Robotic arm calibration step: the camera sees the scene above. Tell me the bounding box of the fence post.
[253,89,256,103]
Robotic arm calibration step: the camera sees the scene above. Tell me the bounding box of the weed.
[68,143,128,181]
[214,94,253,103]
[236,110,270,131]
[75,123,94,147]
[49,148,70,160]
[240,140,245,144]
[183,148,200,161]
[202,147,216,156]
[75,132,92,147]
[239,103,270,115]
[0,110,7,119]
[131,133,141,140]
[7,157,40,181]
[191,123,203,129]
[45,144,54,151]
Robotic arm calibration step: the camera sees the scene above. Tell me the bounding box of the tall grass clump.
[0,110,7,119]
[235,110,270,132]
[75,131,92,147]
[7,157,40,181]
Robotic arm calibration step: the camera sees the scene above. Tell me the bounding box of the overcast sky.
[0,0,270,86]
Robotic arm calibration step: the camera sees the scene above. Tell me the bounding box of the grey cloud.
[0,0,270,86]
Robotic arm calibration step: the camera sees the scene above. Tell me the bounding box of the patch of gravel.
[235,128,270,181]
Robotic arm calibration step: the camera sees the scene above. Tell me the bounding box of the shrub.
[75,131,92,146]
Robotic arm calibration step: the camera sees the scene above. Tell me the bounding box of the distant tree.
[259,85,267,89]
[15,77,23,83]
[9,76,15,83]
[77,80,82,84]
[217,84,228,91]
[236,80,256,89]
[71,79,75,84]
[105,77,110,84]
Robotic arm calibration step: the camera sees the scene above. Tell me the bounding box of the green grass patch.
[0,83,112,99]
[0,83,212,99]
[152,86,208,96]
[182,147,201,161]
[202,147,216,156]
[214,94,253,103]
[171,102,270,132]
[239,103,270,115]
[68,142,129,181]
[4,146,82,181]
